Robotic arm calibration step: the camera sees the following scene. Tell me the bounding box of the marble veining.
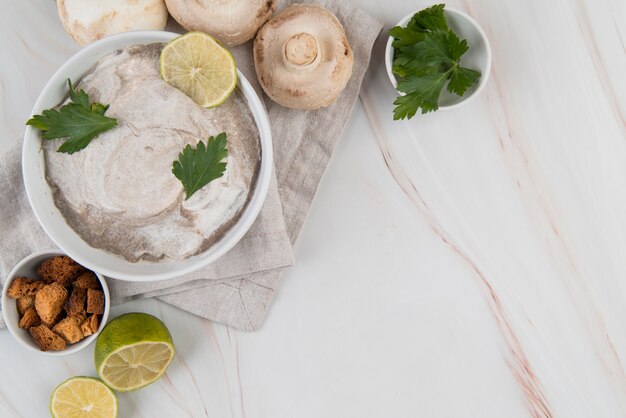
[360,79,554,418]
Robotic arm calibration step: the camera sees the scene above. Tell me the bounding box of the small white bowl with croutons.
[2,249,110,356]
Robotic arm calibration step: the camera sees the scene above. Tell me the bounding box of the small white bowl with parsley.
[385,4,491,119]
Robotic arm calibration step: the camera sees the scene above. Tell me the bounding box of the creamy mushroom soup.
[43,44,261,262]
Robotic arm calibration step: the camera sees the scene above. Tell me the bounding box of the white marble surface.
[1,0,626,416]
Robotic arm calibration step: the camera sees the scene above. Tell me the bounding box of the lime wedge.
[50,377,118,418]
[95,313,175,392]
[160,31,238,108]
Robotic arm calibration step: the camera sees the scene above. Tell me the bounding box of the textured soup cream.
[43,44,261,262]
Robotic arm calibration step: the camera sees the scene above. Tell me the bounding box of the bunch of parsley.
[389,4,481,119]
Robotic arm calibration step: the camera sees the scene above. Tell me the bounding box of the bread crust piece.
[29,325,66,351]
[16,295,35,315]
[37,255,83,286]
[81,314,99,337]
[86,289,105,314]
[19,307,42,329]
[53,317,84,344]
[66,287,87,317]
[72,271,101,289]
[35,283,69,325]
[6,278,45,298]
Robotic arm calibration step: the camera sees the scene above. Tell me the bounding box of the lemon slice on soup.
[160,32,238,108]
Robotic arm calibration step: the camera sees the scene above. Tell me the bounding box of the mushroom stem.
[282,33,321,71]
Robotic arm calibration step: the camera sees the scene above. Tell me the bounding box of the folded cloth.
[0,0,382,331]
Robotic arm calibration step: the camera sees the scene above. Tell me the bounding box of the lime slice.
[160,31,238,108]
[50,377,118,418]
[95,313,175,392]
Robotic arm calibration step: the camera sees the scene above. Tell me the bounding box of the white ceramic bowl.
[2,250,110,356]
[385,7,491,110]
[22,31,273,282]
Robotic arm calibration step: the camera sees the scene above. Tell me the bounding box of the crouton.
[86,289,104,314]
[35,283,68,325]
[37,255,83,286]
[46,312,66,328]
[72,271,101,289]
[6,277,45,298]
[16,295,35,315]
[52,317,84,344]
[81,314,99,337]
[71,311,87,325]
[18,307,41,329]
[66,287,87,317]
[29,325,66,351]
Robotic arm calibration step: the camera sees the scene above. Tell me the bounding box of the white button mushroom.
[253,4,354,110]
[57,0,169,46]
[164,0,276,47]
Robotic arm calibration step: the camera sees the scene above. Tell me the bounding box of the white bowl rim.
[384,7,492,111]
[22,31,273,282]
[1,249,111,356]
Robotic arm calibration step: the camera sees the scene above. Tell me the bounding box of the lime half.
[50,376,118,418]
[95,313,175,392]
[160,31,237,108]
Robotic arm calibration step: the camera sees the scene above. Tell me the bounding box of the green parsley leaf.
[392,49,438,77]
[172,133,228,200]
[390,4,482,119]
[389,26,425,48]
[407,4,448,32]
[445,30,469,61]
[68,79,90,109]
[392,32,451,77]
[418,30,456,68]
[394,72,449,119]
[447,66,481,96]
[26,79,117,154]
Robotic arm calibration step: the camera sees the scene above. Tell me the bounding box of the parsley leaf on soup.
[172,133,228,200]
[26,79,118,154]
[389,4,482,119]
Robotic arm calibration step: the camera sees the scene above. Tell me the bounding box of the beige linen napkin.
[0,0,382,331]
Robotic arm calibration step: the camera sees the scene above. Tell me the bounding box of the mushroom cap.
[164,0,276,47]
[253,4,354,110]
[57,0,168,46]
